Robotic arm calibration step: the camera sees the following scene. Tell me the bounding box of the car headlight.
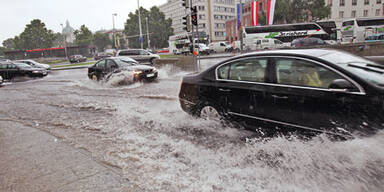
[132,71,142,75]
[152,67,157,72]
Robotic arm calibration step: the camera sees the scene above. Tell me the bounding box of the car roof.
[239,48,334,58]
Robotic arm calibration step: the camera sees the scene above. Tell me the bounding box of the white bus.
[168,32,209,55]
[341,17,384,43]
[243,22,335,47]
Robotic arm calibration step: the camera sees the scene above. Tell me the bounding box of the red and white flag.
[251,1,258,26]
[267,0,276,25]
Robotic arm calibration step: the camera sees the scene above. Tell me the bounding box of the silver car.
[0,75,3,86]
[16,59,51,71]
[116,49,160,65]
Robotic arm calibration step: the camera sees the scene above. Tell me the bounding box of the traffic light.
[182,15,191,32]
[191,6,198,26]
[182,0,190,9]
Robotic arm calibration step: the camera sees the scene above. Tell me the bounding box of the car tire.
[91,74,98,81]
[150,58,155,65]
[199,104,223,122]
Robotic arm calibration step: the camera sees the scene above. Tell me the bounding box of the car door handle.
[219,88,231,92]
[272,95,289,99]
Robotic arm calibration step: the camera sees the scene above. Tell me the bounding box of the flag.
[237,3,245,30]
[251,1,258,26]
[267,0,276,25]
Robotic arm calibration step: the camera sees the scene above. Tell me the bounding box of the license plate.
[147,73,155,77]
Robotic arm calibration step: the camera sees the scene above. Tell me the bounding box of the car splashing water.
[1,67,383,192]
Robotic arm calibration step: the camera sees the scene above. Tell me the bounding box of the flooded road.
[1,63,384,192]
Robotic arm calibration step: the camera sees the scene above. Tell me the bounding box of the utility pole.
[240,0,244,52]
[112,13,117,49]
[146,17,150,49]
[137,0,143,49]
[60,23,68,59]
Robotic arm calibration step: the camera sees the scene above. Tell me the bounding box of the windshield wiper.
[347,63,384,74]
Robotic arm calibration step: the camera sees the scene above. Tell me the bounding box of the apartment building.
[159,0,237,41]
[328,0,384,25]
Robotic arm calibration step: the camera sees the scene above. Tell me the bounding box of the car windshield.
[320,52,384,87]
[113,58,138,67]
[14,63,32,68]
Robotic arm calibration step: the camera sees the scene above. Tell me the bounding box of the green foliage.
[273,0,330,24]
[93,32,112,51]
[2,38,16,49]
[74,25,93,46]
[13,19,57,50]
[0,47,6,56]
[124,6,173,49]
[308,0,331,21]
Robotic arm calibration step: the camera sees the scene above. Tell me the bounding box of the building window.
[364,0,369,5]
[339,11,344,18]
[364,10,369,17]
[351,10,356,17]
[376,9,381,16]
[377,0,382,3]
[198,6,205,11]
[340,0,345,6]
[199,14,206,20]
[352,0,357,5]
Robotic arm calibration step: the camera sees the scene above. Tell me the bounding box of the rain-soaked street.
[1,61,384,192]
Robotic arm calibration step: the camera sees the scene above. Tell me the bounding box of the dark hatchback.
[0,62,48,80]
[88,57,158,81]
[69,55,87,63]
[179,49,384,138]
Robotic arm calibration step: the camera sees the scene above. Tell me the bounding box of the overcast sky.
[0,0,168,44]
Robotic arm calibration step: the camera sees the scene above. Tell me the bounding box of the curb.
[52,65,92,71]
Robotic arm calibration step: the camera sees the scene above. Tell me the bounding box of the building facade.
[328,0,384,25]
[159,0,238,41]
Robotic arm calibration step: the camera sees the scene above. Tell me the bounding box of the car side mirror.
[329,79,356,92]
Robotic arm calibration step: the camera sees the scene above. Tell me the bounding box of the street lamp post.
[60,23,68,59]
[146,17,150,49]
[137,0,143,49]
[112,13,117,49]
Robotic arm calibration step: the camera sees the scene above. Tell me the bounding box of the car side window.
[219,58,267,82]
[139,50,148,55]
[96,60,106,68]
[0,64,6,69]
[275,58,349,89]
[7,64,17,69]
[106,60,117,68]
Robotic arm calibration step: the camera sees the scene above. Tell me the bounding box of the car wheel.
[199,105,222,121]
[91,74,98,81]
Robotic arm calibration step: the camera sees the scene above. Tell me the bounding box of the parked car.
[291,37,327,48]
[69,55,87,63]
[116,49,160,65]
[88,57,158,82]
[0,61,48,80]
[0,75,3,86]
[208,42,232,53]
[16,59,51,71]
[179,49,384,138]
[94,52,112,60]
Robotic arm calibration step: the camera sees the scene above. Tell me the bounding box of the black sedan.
[88,57,158,82]
[179,49,384,138]
[69,55,87,63]
[0,62,48,80]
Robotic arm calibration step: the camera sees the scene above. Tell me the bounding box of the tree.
[124,6,173,49]
[272,0,330,24]
[18,19,56,49]
[93,32,112,51]
[2,38,16,49]
[74,25,93,46]
[308,0,331,21]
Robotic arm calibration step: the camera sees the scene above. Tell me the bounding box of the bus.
[341,17,384,43]
[168,32,209,55]
[243,22,335,47]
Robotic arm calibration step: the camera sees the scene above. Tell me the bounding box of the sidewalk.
[0,120,125,192]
